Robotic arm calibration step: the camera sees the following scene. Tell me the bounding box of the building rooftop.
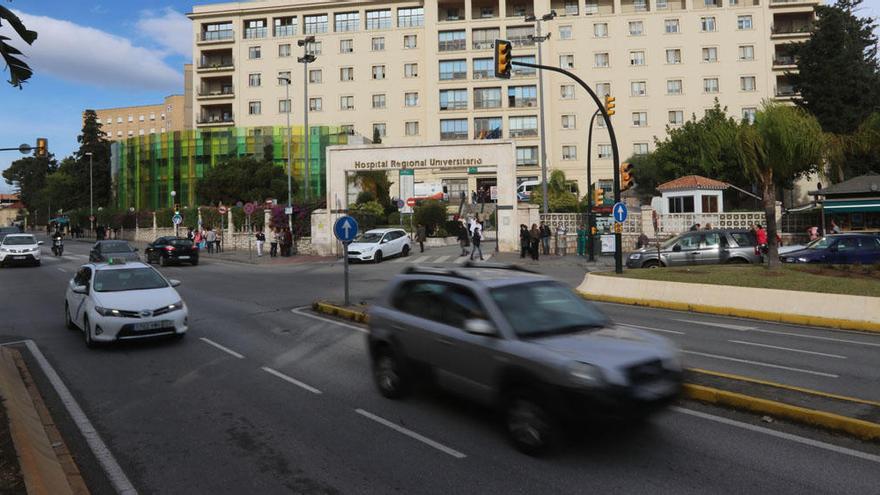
[657,175,729,192]
[809,174,880,197]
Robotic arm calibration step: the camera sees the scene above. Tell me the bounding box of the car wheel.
[83,315,95,348]
[159,255,167,267]
[191,258,199,266]
[372,345,410,399]
[401,245,410,257]
[641,260,661,269]
[505,390,557,456]
[374,251,383,264]
[726,258,748,264]
[34,260,41,267]
[64,302,76,330]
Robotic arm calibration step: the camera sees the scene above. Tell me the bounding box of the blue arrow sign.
[612,202,628,223]
[334,215,359,242]
[172,214,183,225]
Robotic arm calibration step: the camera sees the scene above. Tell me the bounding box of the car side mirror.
[169,279,181,287]
[463,319,496,336]
[381,239,389,244]
[37,241,44,245]
[72,285,88,295]
[672,245,682,252]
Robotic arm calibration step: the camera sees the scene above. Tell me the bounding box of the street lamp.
[278,74,294,232]
[525,10,557,216]
[297,36,316,204]
[84,151,94,235]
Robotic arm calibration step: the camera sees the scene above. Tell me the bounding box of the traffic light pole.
[512,61,623,273]
[586,108,601,262]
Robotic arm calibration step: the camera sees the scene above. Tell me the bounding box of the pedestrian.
[215,228,223,253]
[283,227,293,256]
[255,230,266,257]
[704,223,713,230]
[470,220,484,261]
[539,222,551,255]
[416,223,427,253]
[529,223,541,260]
[636,233,650,249]
[576,224,587,257]
[270,228,279,257]
[205,227,216,254]
[186,228,194,241]
[689,223,701,232]
[555,224,567,255]
[457,220,470,256]
[755,223,768,260]
[520,224,531,258]
[471,191,477,205]
[830,219,841,234]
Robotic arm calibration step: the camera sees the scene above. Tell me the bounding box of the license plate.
[133,320,172,331]
[178,256,190,260]
[12,256,25,260]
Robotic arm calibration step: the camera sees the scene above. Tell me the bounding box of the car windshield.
[169,239,193,247]
[807,237,835,249]
[2,236,35,246]
[356,232,383,243]
[660,236,680,249]
[93,268,169,292]
[102,241,133,253]
[490,282,609,338]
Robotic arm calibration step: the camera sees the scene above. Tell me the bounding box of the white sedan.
[64,260,188,347]
[346,228,411,263]
[0,233,42,267]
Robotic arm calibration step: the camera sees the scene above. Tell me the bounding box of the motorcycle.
[51,236,64,256]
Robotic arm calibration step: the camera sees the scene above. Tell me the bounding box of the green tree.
[414,200,447,234]
[0,5,38,88]
[735,103,824,269]
[196,157,290,205]
[350,171,394,212]
[790,0,880,135]
[2,155,56,209]
[63,110,113,209]
[43,171,77,213]
[530,170,579,212]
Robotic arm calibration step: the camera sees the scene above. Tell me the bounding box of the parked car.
[780,234,880,264]
[627,229,760,268]
[347,228,411,263]
[0,233,42,267]
[90,240,140,263]
[368,264,682,455]
[144,237,199,266]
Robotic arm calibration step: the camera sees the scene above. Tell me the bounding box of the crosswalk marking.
[411,256,431,263]
[433,255,450,263]
[392,256,409,263]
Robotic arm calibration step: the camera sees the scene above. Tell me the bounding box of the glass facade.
[111,126,347,210]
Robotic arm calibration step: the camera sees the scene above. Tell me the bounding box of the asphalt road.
[1,237,878,494]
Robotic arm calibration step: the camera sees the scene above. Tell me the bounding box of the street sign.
[284,206,293,215]
[334,215,359,242]
[172,214,183,225]
[218,206,228,215]
[88,215,95,222]
[467,167,478,174]
[243,202,256,216]
[613,202,628,223]
[235,201,243,208]
[396,199,405,208]
[399,169,414,176]
[406,197,416,207]
[613,222,623,234]
[18,143,30,154]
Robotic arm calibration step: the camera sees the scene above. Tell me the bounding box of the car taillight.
[165,245,176,252]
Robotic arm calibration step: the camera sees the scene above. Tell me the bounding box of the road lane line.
[432,255,451,263]
[290,307,368,334]
[56,267,66,272]
[411,256,430,263]
[454,256,469,264]
[354,408,467,459]
[729,340,847,359]
[747,328,880,348]
[682,350,839,378]
[617,323,685,335]
[261,367,322,395]
[673,318,753,331]
[673,407,880,465]
[199,337,245,359]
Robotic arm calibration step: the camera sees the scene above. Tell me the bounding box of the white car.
[346,228,411,263]
[64,260,188,347]
[0,234,42,267]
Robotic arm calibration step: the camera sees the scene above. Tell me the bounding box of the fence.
[656,212,765,234]
[539,212,642,233]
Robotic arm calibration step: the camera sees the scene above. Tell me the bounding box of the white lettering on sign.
[352,158,485,170]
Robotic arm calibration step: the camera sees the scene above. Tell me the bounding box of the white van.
[517,180,541,201]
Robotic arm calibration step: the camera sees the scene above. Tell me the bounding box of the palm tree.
[735,103,824,268]
[1,6,38,88]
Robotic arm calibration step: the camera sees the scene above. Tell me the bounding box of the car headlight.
[629,253,641,260]
[0,247,8,253]
[797,257,809,263]
[568,362,605,387]
[165,301,184,313]
[362,245,375,252]
[95,306,124,317]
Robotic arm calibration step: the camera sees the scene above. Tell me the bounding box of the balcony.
[509,97,537,108]
[197,113,234,126]
[440,70,468,80]
[770,0,820,7]
[439,0,466,21]
[197,56,234,73]
[771,23,812,37]
[440,130,468,140]
[772,55,798,68]
[439,39,467,51]
[440,101,468,111]
[505,1,534,18]
[473,69,493,79]
[620,0,650,14]
[197,85,234,100]
[474,99,502,109]
[243,27,268,39]
[197,30,234,44]
[584,0,615,15]
[510,128,538,138]
[472,0,499,19]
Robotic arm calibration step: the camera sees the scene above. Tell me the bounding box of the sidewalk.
[204,248,334,266]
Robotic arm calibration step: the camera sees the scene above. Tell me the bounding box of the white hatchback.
[64,260,188,347]
[347,228,411,263]
[0,233,42,267]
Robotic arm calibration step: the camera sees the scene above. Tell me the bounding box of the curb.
[312,301,369,324]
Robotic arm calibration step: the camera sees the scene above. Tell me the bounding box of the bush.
[351,200,385,218]
[356,191,376,205]
[444,220,464,237]
[414,200,446,234]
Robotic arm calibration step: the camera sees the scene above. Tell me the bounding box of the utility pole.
[85,152,94,235]
[525,11,556,215]
[279,75,293,232]
[586,109,601,262]
[297,36,316,203]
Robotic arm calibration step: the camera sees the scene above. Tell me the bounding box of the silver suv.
[627,229,760,268]
[367,264,682,455]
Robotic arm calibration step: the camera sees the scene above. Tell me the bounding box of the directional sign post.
[172,213,182,237]
[612,202,628,223]
[334,216,359,306]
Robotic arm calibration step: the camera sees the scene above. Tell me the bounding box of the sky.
[1,0,879,194]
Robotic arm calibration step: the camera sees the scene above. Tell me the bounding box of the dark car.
[144,237,199,266]
[780,234,880,264]
[89,240,140,263]
[627,229,760,268]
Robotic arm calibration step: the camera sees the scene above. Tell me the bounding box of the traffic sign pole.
[343,241,350,306]
[333,216,359,307]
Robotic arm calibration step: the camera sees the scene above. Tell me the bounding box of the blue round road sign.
[172,214,183,225]
[334,216,359,242]
[612,202,628,223]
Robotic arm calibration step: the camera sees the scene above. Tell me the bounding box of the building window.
[372,65,386,80]
[474,87,502,109]
[149,113,155,120]
[405,121,419,136]
[630,51,645,66]
[594,22,608,37]
[702,196,719,213]
[595,52,610,68]
[740,76,756,91]
[273,17,297,37]
[702,47,718,62]
[117,131,122,137]
[666,49,682,64]
[149,128,155,134]
[366,9,392,30]
[559,54,575,69]
[309,69,322,83]
[737,15,753,30]
[340,95,355,110]
[701,16,716,32]
[631,81,647,96]
[341,125,354,135]
[472,28,500,50]
[438,30,466,51]
[598,144,612,159]
[633,143,649,155]
[509,115,538,137]
[629,21,644,36]
[668,196,695,213]
[244,19,267,39]
[508,85,537,107]
[480,6,495,18]
[473,58,494,79]
[279,99,291,113]
[560,84,575,99]
[669,110,684,125]
[704,78,719,93]
[632,112,647,127]
[128,115,133,122]
[516,146,538,166]
[404,34,417,49]
[304,14,328,34]
[248,101,261,115]
[439,89,468,110]
[440,118,468,140]
[512,56,536,76]
[738,45,755,60]
[248,46,261,59]
[371,37,385,51]
[439,59,466,80]
[277,71,291,84]
[404,63,419,78]
[564,0,579,15]
[340,67,354,81]
[562,146,577,160]
[309,97,322,111]
[474,117,503,139]
[279,44,291,57]
[562,114,576,129]
[398,7,425,28]
[559,25,572,39]
[596,82,611,97]
[139,115,145,121]
[340,39,353,53]
[742,107,757,124]
[138,129,144,135]
[667,79,682,95]
[585,0,599,13]
[117,117,123,123]
[372,94,387,109]
[405,92,419,107]
[665,19,680,33]
[373,123,386,138]
[248,73,261,87]
[305,40,322,55]
[335,12,359,32]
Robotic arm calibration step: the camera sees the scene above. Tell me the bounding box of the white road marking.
[411,256,431,263]
[290,307,368,334]
[261,367,322,394]
[673,407,880,465]
[682,350,839,378]
[0,340,138,494]
[432,255,451,263]
[747,328,880,348]
[617,323,685,335]
[673,318,754,331]
[729,340,847,359]
[392,256,409,263]
[355,408,467,459]
[56,267,66,272]
[199,337,245,359]
[454,256,469,264]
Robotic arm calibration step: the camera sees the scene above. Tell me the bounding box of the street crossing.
[391,254,492,264]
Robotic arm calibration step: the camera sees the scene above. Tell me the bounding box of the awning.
[823,200,880,213]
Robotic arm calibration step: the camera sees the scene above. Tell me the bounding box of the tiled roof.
[809,174,880,196]
[657,175,729,192]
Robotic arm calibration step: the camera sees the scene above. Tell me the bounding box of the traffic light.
[35,138,48,158]
[620,162,635,192]
[494,39,512,79]
[604,95,616,116]
[592,187,605,205]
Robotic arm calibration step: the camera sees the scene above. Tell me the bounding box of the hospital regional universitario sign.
[352,157,484,170]
[327,141,516,173]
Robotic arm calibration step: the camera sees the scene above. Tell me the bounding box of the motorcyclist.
[52,227,64,255]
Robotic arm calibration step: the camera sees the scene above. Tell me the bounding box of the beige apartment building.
[188,0,816,193]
